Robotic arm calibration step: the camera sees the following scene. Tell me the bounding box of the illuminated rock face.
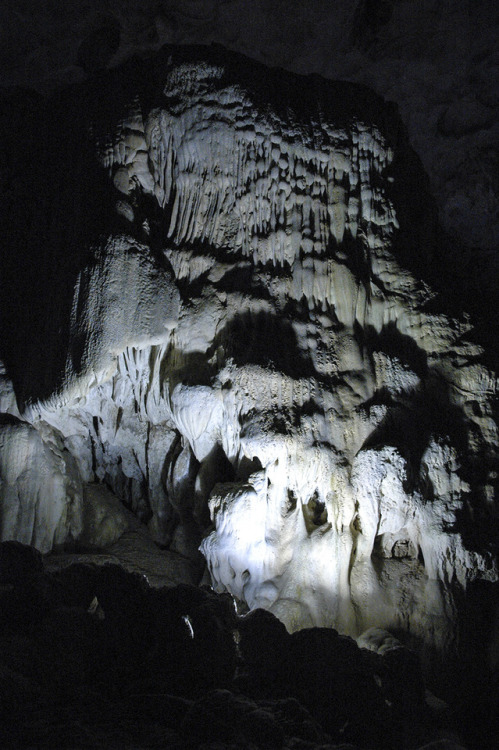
[0,47,497,655]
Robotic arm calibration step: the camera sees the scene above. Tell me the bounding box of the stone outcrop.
[0,46,497,679]
[0,541,476,749]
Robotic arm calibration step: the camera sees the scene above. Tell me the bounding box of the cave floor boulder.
[43,515,199,589]
[0,541,486,750]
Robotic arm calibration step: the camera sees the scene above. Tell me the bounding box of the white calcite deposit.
[0,46,497,667]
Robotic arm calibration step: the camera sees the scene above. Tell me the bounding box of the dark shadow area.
[450,494,499,559]
[211,262,273,301]
[391,577,499,750]
[362,367,498,555]
[360,369,467,488]
[351,0,394,53]
[236,454,263,481]
[282,295,324,323]
[356,319,496,554]
[0,84,121,407]
[3,539,485,750]
[334,233,375,295]
[212,310,316,380]
[160,347,215,390]
[163,432,193,523]
[0,414,22,426]
[359,321,428,377]
[291,397,325,429]
[453,578,499,750]
[77,14,121,75]
[0,64,179,410]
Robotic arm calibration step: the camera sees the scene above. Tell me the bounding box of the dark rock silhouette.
[0,541,489,749]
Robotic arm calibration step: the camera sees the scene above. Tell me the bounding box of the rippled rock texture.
[0,46,497,685]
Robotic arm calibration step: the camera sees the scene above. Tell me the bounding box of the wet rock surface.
[0,542,486,750]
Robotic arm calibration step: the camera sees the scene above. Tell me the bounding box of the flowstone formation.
[0,46,497,672]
